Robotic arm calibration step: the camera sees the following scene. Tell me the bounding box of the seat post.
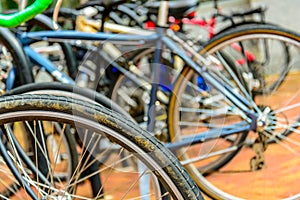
[157,1,169,27]
[19,0,28,11]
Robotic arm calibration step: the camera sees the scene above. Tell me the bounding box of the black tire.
[0,28,33,87]
[0,94,203,200]
[5,82,133,120]
[5,82,136,197]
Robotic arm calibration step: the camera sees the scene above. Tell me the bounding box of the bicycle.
[3,0,300,199]
[39,0,290,128]
[0,1,205,199]
[59,0,285,127]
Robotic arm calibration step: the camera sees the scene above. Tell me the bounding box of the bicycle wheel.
[5,82,133,120]
[6,82,139,197]
[169,24,300,199]
[0,94,202,199]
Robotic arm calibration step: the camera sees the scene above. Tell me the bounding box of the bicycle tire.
[0,108,78,198]
[0,27,33,88]
[5,82,133,120]
[5,82,138,197]
[169,24,300,199]
[0,94,203,200]
[5,85,80,191]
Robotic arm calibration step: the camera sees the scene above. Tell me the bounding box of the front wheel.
[0,94,202,199]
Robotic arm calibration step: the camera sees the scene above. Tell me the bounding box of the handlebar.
[0,0,53,27]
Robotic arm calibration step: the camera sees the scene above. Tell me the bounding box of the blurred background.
[0,0,81,10]
[196,0,300,32]
[1,0,298,32]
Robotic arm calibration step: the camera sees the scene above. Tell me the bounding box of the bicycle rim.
[0,94,201,199]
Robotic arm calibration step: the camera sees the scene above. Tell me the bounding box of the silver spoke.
[272,102,300,114]
[181,146,239,166]
[261,130,299,155]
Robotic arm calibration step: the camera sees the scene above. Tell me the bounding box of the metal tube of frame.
[147,28,164,133]
[162,35,257,119]
[166,124,250,151]
[24,46,75,84]
[21,30,159,45]
[19,0,28,11]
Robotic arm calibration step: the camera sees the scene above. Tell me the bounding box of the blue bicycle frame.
[16,27,258,150]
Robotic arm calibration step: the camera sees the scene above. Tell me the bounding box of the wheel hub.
[256,106,275,133]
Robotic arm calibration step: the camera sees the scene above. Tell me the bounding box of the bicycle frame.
[16,27,259,150]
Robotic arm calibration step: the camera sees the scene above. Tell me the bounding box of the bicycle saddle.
[144,0,199,19]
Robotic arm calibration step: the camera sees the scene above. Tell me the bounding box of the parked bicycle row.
[0,0,300,199]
